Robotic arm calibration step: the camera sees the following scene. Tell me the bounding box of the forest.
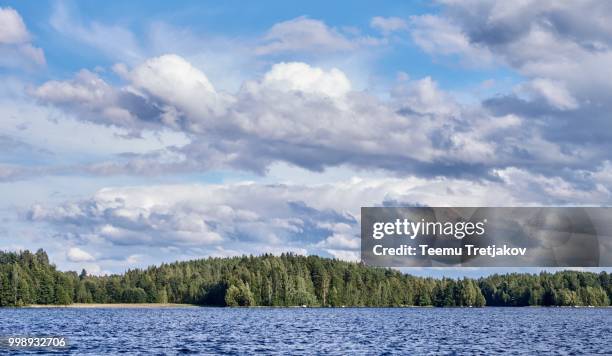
[0,249,610,307]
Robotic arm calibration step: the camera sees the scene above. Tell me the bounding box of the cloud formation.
[13,3,612,188]
[255,16,381,55]
[50,3,142,63]
[29,182,359,260]
[370,17,408,34]
[0,7,29,44]
[0,7,45,68]
[28,164,612,261]
[31,54,584,181]
[5,2,612,274]
[409,0,612,147]
[67,247,95,262]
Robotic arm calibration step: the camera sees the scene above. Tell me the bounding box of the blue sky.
[5,1,518,89]
[1,1,611,277]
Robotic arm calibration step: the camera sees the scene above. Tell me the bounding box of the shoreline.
[25,303,198,308]
[17,304,610,309]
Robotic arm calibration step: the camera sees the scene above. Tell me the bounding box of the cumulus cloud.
[67,247,95,262]
[409,14,494,65]
[260,62,351,98]
[403,0,612,178]
[315,221,360,258]
[0,7,29,44]
[519,78,579,111]
[32,55,235,134]
[32,69,137,127]
[33,70,113,104]
[8,3,612,274]
[0,7,45,68]
[32,55,580,179]
[117,55,233,124]
[27,168,612,262]
[11,5,612,201]
[29,182,357,256]
[29,185,226,247]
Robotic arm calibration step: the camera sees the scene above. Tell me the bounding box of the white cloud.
[325,249,360,262]
[0,7,45,68]
[260,62,351,98]
[0,93,189,167]
[31,69,141,129]
[120,54,233,125]
[316,232,359,250]
[520,78,579,110]
[34,70,113,104]
[254,16,386,56]
[5,5,608,186]
[50,3,142,63]
[67,247,95,262]
[410,1,612,106]
[5,3,612,275]
[32,70,117,111]
[404,0,612,168]
[28,167,611,264]
[409,14,493,65]
[493,167,609,204]
[392,76,459,116]
[0,7,29,44]
[29,54,583,178]
[315,222,358,251]
[591,161,612,187]
[255,16,357,55]
[13,5,612,189]
[370,16,408,34]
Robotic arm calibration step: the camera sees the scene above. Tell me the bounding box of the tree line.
[0,249,610,307]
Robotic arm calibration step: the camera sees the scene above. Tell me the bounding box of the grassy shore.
[26,303,197,308]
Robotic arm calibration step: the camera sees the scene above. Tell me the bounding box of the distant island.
[1,249,610,308]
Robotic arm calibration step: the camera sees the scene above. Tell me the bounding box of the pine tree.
[2,249,611,308]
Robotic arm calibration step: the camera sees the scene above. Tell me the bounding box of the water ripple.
[0,307,610,355]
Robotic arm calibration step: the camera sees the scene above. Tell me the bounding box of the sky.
[1,0,612,277]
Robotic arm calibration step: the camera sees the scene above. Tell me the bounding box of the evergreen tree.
[1,249,611,308]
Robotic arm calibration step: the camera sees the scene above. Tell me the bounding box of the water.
[0,307,610,355]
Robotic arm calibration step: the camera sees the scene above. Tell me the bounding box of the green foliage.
[224,282,255,307]
[54,286,72,305]
[156,288,169,304]
[122,287,148,303]
[477,271,611,307]
[1,250,610,308]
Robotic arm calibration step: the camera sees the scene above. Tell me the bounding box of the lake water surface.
[1,307,610,355]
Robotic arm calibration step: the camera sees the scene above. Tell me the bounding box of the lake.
[1,307,610,355]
